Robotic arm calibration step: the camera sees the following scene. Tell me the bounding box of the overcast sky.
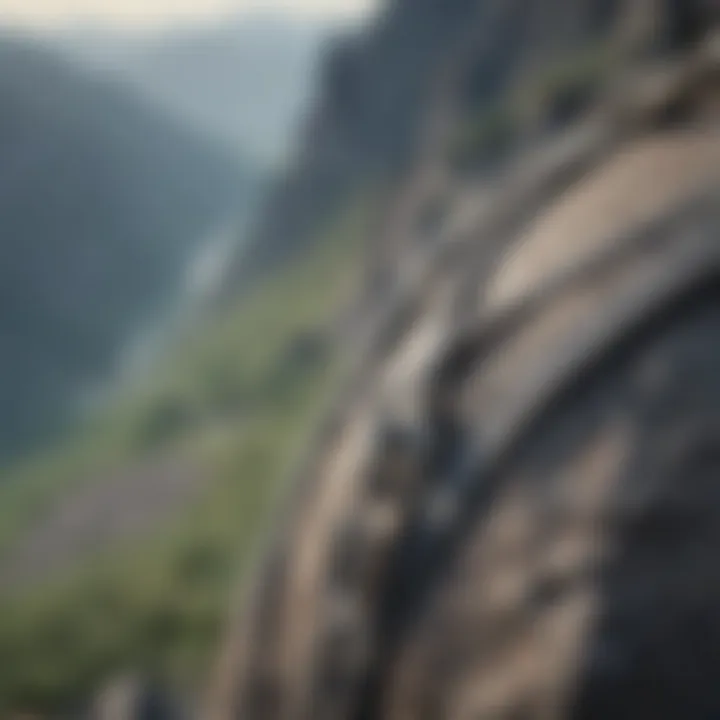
[0,0,376,29]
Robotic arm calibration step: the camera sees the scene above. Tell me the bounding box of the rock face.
[212,2,720,719]
[89,676,181,720]
[228,0,485,287]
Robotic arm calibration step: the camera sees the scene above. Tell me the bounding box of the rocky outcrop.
[227,0,484,287]
[89,675,182,720]
[232,0,715,292]
[212,2,720,719]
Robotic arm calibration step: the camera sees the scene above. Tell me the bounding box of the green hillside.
[0,197,370,717]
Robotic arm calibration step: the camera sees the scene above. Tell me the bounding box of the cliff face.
[233,0,703,288]
[229,0,482,283]
[213,2,720,719]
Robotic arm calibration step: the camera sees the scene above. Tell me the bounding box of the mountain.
[213,2,720,718]
[225,0,640,290]
[49,13,349,165]
[0,0,716,714]
[0,35,256,462]
[222,0,499,289]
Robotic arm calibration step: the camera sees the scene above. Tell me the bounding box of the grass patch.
[448,102,518,172]
[448,42,614,173]
[0,195,372,716]
[518,42,614,127]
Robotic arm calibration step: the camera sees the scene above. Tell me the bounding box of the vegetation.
[447,102,518,172]
[448,42,613,173]
[517,42,614,128]
[0,197,371,716]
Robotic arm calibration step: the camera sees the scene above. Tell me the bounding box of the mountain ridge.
[0,35,256,463]
[42,11,358,165]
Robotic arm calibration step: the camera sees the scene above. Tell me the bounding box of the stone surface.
[210,4,720,719]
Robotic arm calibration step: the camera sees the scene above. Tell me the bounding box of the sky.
[0,0,376,30]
